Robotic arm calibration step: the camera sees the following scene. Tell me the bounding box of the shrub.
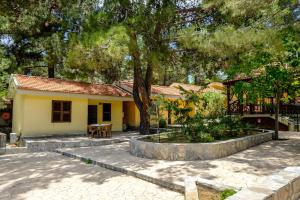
[221,189,236,200]
[198,132,215,143]
[85,158,93,164]
[159,118,167,128]
[201,91,226,118]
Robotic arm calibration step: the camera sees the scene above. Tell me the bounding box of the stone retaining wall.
[185,176,237,200]
[130,129,274,161]
[227,167,300,200]
[185,167,300,200]
[25,138,125,152]
[0,133,6,155]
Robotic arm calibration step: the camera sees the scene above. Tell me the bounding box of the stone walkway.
[58,132,300,191]
[24,132,139,152]
[0,152,183,200]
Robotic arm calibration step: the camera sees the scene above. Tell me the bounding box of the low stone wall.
[185,167,300,200]
[25,138,126,152]
[3,147,29,154]
[130,129,274,161]
[0,133,6,155]
[227,167,300,200]
[185,176,237,200]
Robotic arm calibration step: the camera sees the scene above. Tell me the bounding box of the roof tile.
[14,74,131,97]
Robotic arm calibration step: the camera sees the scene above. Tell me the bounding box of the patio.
[23,131,139,152]
[0,152,183,200]
[57,131,300,193]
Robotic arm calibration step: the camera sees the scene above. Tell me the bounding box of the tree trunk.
[274,92,280,140]
[128,30,152,135]
[48,66,55,78]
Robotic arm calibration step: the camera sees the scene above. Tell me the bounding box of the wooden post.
[227,85,231,115]
[271,97,274,115]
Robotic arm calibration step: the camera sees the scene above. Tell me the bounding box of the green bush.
[161,88,251,143]
[159,118,167,128]
[198,132,215,142]
[85,158,93,164]
[221,189,236,200]
[201,91,226,118]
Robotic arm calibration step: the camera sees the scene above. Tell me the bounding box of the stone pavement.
[58,131,300,191]
[24,132,139,152]
[0,152,183,200]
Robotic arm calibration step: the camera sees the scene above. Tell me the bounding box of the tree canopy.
[0,0,299,133]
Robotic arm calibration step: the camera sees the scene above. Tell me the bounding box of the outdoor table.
[88,124,112,138]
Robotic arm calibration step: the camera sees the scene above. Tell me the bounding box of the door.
[88,105,98,124]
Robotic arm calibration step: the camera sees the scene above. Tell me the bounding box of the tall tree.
[82,0,186,134]
[0,0,98,78]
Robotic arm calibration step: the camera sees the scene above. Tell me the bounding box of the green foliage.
[85,158,93,165]
[164,88,250,142]
[200,91,226,118]
[150,94,169,128]
[221,189,236,200]
[64,25,130,83]
[159,118,167,129]
[251,63,299,100]
[194,132,215,143]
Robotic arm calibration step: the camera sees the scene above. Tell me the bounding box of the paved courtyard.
[58,131,300,190]
[0,152,183,200]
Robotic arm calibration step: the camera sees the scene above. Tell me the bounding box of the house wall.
[20,95,88,137]
[125,98,190,128]
[12,93,24,135]
[123,101,140,127]
[88,100,123,131]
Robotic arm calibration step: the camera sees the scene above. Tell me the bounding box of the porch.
[224,78,300,131]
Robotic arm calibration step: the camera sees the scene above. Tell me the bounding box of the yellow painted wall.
[12,93,24,135]
[127,98,185,127]
[88,100,123,131]
[123,101,140,127]
[20,95,88,137]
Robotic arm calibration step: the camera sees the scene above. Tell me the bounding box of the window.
[52,101,72,122]
[102,103,111,121]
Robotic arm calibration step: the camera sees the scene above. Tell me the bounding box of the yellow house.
[8,74,133,137]
[8,74,224,137]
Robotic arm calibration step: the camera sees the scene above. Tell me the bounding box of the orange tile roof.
[169,83,202,92]
[116,80,182,96]
[117,81,224,97]
[14,74,131,97]
[152,85,182,96]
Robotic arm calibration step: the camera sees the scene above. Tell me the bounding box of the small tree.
[252,63,298,140]
[150,95,168,130]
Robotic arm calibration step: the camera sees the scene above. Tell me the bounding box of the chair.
[88,125,99,138]
[106,124,112,138]
[100,124,112,138]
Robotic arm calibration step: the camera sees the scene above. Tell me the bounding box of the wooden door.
[88,105,98,124]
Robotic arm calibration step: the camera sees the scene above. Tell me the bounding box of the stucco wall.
[88,100,123,131]
[123,101,139,127]
[12,93,24,134]
[20,95,88,137]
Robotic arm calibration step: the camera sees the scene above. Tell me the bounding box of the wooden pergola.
[223,77,276,115]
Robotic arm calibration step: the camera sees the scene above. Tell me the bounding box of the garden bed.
[130,129,274,161]
[141,129,260,143]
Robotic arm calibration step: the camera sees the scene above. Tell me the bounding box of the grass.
[220,189,236,200]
